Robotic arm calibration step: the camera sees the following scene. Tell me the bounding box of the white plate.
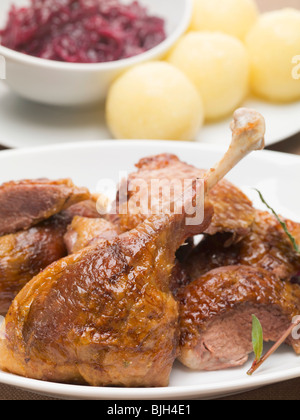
[0,140,300,400]
[0,82,299,149]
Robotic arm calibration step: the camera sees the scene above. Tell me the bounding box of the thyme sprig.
[248,316,300,376]
[255,189,300,254]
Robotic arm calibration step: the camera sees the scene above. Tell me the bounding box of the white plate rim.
[0,138,299,158]
[0,82,300,150]
[0,139,300,400]
[0,364,300,400]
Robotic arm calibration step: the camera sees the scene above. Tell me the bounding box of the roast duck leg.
[0,109,265,386]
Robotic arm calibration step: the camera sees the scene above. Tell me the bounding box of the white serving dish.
[0,140,299,400]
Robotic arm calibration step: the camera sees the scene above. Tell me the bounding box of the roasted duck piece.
[0,196,214,386]
[185,210,300,282]
[0,216,67,315]
[0,108,265,386]
[65,206,191,299]
[110,155,255,240]
[62,199,101,220]
[178,265,300,371]
[0,189,99,314]
[64,216,120,254]
[0,179,90,236]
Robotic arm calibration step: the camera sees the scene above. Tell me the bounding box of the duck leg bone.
[205,108,266,193]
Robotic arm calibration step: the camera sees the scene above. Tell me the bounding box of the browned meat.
[62,198,100,220]
[239,211,300,280]
[185,210,300,282]
[0,181,214,386]
[65,214,190,300]
[64,216,119,254]
[0,199,100,314]
[65,215,190,299]
[178,266,300,371]
[0,179,90,236]
[110,154,255,240]
[0,216,67,315]
[0,109,267,384]
[184,233,242,281]
[169,260,191,298]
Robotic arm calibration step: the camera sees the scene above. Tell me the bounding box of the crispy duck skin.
[0,199,100,314]
[0,179,90,236]
[64,215,191,299]
[64,216,120,254]
[109,154,255,239]
[178,266,300,371]
[62,199,101,220]
[0,194,213,386]
[0,216,67,315]
[185,210,300,282]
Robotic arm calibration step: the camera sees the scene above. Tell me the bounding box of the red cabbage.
[0,0,166,63]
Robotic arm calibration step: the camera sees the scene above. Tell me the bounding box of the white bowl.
[0,0,193,106]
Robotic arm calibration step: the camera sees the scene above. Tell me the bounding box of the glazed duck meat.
[0,179,90,236]
[184,210,300,282]
[64,216,120,254]
[0,215,68,315]
[0,108,266,386]
[0,190,214,386]
[110,155,255,240]
[238,210,300,280]
[64,215,193,298]
[178,266,300,371]
[177,197,300,372]
[0,179,100,314]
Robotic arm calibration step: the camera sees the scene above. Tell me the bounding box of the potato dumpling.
[106,62,204,141]
[246,9,300,102]
[190,0,259,40]
[168,32,249,121]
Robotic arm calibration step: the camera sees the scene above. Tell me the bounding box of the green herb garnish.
[251,315,263,362]
[247,316,300,376]
[247,315,263,376]
[255,189,300,254]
